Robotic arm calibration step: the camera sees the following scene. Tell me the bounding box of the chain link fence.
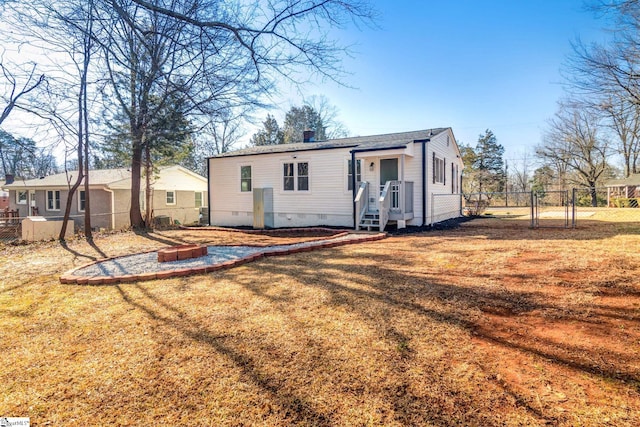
[0,206,206,243]
[441,188,640,229]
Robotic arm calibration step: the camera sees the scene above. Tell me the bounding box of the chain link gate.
[530,190,573,229]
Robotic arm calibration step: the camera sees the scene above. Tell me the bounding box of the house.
[604,174,640,207]
[0,180,8,210]
[3,165,208,231]
[207,128,464,231]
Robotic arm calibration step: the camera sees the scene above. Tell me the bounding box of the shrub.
[614,198,640,208]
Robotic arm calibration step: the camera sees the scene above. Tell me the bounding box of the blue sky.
[268,0,612,162]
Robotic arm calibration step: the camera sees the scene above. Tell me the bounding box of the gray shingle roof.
[212,128,449,158]
[604,174,640,187]
[3,169,131,188]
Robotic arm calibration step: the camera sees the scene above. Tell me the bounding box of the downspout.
[207,158,212,226]
[351,150,357,229]
[419,139,430,226]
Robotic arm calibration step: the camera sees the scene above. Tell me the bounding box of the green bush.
[576,192,608,207]
[614,198,640,208]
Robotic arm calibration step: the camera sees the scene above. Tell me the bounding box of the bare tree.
[565,2,640,177]
[304,95,350,139]
[0,56,45,127]
[510,151,533,193]
[537,103,610,206]
[598,97,640,176]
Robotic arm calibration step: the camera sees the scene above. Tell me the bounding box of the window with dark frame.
[283,163,294,191]
[283,161,309,191]
[79,190,86,211]
[297,162,309,191]
[347,159,362,191]
[240,165,252,192]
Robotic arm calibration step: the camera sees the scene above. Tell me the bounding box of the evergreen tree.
[97,93,194,169]
[249,114,283,145]
[474,129,506,194]
[460,130,506,197]
[282,105,325,143]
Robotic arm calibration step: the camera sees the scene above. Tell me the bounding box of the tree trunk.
[144,141,153,227]
[129,139,145,229]
[590,185,598,207]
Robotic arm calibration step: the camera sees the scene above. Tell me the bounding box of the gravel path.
[70,233,370,278]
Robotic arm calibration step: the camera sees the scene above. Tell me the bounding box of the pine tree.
[249,114,283,145]
[474,129,506,194]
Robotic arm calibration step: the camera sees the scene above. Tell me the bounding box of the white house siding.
[210,147,356,228]
[426,130,463,224]
[209,128,464,230]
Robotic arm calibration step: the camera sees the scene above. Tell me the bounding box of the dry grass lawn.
[1,218,639,426]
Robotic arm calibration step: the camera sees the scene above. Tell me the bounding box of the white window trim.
[166,190,176,205]
[239,164,252,193]
[16,190,28,205]
[195,191,204,208]
[433,155,445,185]
[346,158,362,193]
[281,160,310,193]
[46,190,61,211]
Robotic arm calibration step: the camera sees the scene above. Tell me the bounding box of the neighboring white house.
[3,165,208,230]
[207,128,464,231]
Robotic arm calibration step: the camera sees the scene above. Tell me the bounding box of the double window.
[47,190,60,211]
[283,162,309,191]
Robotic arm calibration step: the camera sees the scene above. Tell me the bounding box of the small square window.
[166,191,176,205]
[16,190,27,205]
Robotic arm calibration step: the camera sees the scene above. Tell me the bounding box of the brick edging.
[59,232,387,285]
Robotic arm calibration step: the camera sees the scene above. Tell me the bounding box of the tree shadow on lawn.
[227,249,640,416]
[108,239,639,424]
[59,238,108,262]
[114,283,333,425]
[133,229,190,246]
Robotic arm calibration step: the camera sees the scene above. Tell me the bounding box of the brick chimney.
[303,130,315,143]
